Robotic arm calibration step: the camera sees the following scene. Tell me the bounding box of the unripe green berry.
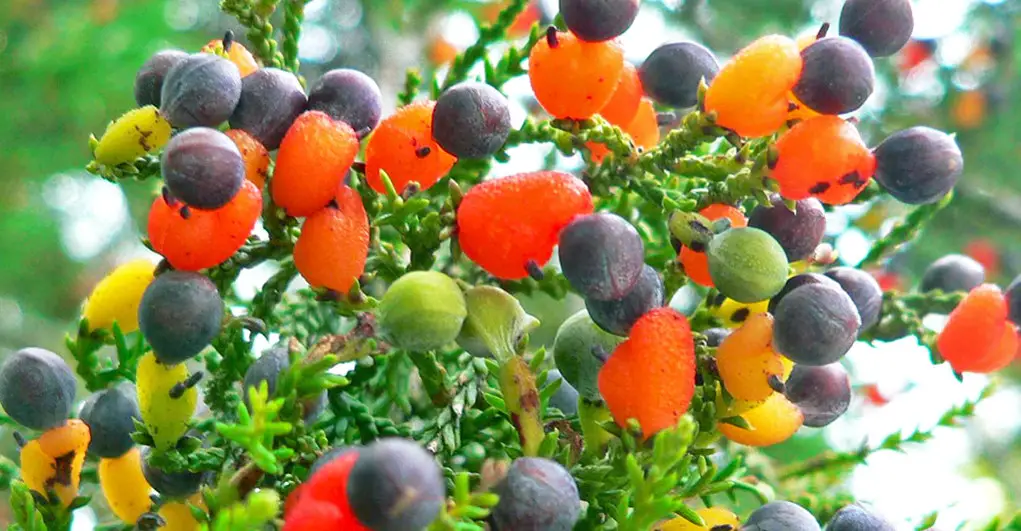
[377,271,467,352]
[707,227,788,303]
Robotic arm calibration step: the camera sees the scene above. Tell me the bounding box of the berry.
[161,127,245,210]
[243,344,328,422]
[80,385,140,458]
[98,447,153,523]
[135,50,188,107]
[307,69,384,137]
[225,129,270,190]
[559,213,645,301]
[148,179,263,271]
[639,42,720,108]
[716,313,793,403]
[784,364,852,428]
[839,0,914,57]
[1007,274,1021,326]
[773,283,861,366]
[528,29,625,119]
[364,101,457,194]
[142,446,205,498]
[309,446,357,477]
[937,284,1017,374]
[201,38,259,77]
[547,369,580,416]
[457,171,593,279]
[707,227,789,303]
[585,264,665,336]
[0,348,76,431]
[772,116,876,205]
[284,499,345,531]
[588,96,660,163]
[680,203,748,287]
[377,271,468,352]
[346,438,445,531]
[560,0,639,42]
[491,457,581,531]
[749,196,826,262]
[138,271,224,365]
[160,53,242,129]
[703,327,732,347]
[744,501,820,531]
[873,127,963,205]
[598,62,643,126]
[825,267,883,331]
[553,310,623,401]
[599,308,696,437]
[229,67,308,150]
[432,82,512,159]
[657,507,740,530]
[82,259,155,333]
[304,450,368,530]
[705,35,803,137]
[272,110,359,217]
[293,185,370,293]
[793,37,875,115]
[719,392,804,447]
[159,498,204,531]
[768,273,840,314]
[707,293,770,328]
[20,419,90,506]
[825,503,896,531]
[136,352,198,451]
[94,106,173,166]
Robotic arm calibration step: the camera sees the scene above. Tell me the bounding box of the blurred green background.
[2,0,1021,527]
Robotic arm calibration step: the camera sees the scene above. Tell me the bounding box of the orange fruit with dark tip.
[716,312,793,403]
[148,179,263,271]
[598,307,696,438]
[457,171,593,280]
[202,38,259,77]
[528,29,625,119]
[705,35,803,138]
[20,419,91,506]
[771,115,875,205]
[364,101,457,194]
[679,204,747,287]
[225,129,270,190]
[589,97,660,163]
[937,284,1011,374]
[294,185,370,294]
[272,111,360,217]
[718,392,803,447]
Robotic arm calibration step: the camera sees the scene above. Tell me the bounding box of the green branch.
[859,192,953,269]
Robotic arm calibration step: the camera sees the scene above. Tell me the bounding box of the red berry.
[304,451,369,531]
[272,111,359,217]
[365,101,457,194]
[528,29,625,119]
[937,284,1015,374]
[293,185,370,293]
[771,115,875,205]
[283,499,344,531]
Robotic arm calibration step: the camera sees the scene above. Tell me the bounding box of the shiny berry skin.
[0,348,76,431]
[769,273,840,314]
[560,0,638,42]
[377,271,468,352]
[20,419,90,506]
[839,0,914,57]
[83,259,155,333]
[160,53,242,129]
[719,392,804,447]
[794,37,875,115]
[98,447,153,523]
[559,213,645,301]
[585,264,665,336]
[457,171,593,280]
[825,503,896,531]
[365,101,457,194]
[744,501,820,531]
[293,185,370,293]
[873,126,963,205]
[491,457,581,531]
[598,62,643,126]
[749,196,826,262]
[639,42,720,108]
[148,179,263,271]
[772,116,876,205]
[553,310,622,401]
[225,129,270,190]
[136,352,198,451]
[705,35,803,137]
[138,271,224,365]
[229,67,308,150]
[80,385,140,458]
[346,438,444,531]
[599,308,696,437]
[784,363,851,428]
[94,106,173,166]
[161,127,245,210]
[680,204,747,287]
[272,110,359,217]
[201,38,259,77]
[528,29,625,119]
[773,283,861,366]
[707,227,789,303]
[135,49,188,107]
[937,284,1016,374]
[308,69,384,138]
[657,507,740,530]
[716,313,793,403]
[825,267,883,331]
[432,82,512,159]
[547,369,580,417]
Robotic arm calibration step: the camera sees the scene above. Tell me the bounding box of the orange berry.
[772,115,876,205]
[272,111,359,217]
[705,35,803,138]
[588,97,660,163]
[598,63,643,127]
[716,313,792,403]
[528,29,625,119]
[202,39,259,77]
[598,308,696,438]
[718,392,803,447]
[294,185,370,293]
[225,129,270,190]
[148,180,263,271]
[937,284,1010,374]
[429,36,459,66]
[21,419,90,506]
[952,90,986,130]
[364,101,457,194]
[457,171,593,280]
[679,204,747,287]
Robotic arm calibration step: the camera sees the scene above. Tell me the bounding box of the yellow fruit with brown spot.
[94,106,172,166]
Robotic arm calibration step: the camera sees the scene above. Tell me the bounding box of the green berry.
[707,227,788,303]
[553,310,622,401]
[377,271,467,352]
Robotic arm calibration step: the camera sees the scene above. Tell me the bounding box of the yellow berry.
[716,313,793,403]
[657,507,741,530]
[20,420,90,506]
[719,392,803,447]
[708,295,769,328]
[137,352,197,451]
[160,496,204,531]
[83,259,156,333]
[94,106,172,166]
[99,447,154,523]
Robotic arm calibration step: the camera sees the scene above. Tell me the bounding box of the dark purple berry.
[491,457,580,531]
[229,68,307,150]
[768,273,840,314]
[138,271,224,366]
[161,127,244,210]
[745,501,821,531]
[774,283,861,366]
[347,438,444,531]
[242,343,327,422]
[0,348,76,431]
[80,384,140,458]
[794,37,875,115]
[585,264,665,336]
[432,82,512,159]
[559,0,640,42]
[141,446,206,498]
[825,503,896,531]
[558,213,645,301]
[307,69,383,138]
[839,0,914,57]
[546,369,579,416]
[703,327,731,347]
[785,364,851,428]
[134,50,188,107]
[1006,274,1021,326]
[160,53,242,129]
[825,267,883,331]
[639,42,720,108]
[920,254,985,294]
[873,127,963,205]
[749,196,826,262]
